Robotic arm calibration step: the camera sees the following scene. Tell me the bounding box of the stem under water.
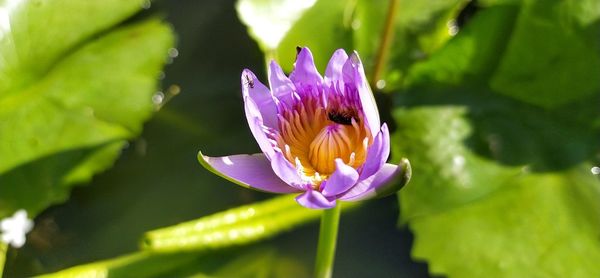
[314,203,342,278]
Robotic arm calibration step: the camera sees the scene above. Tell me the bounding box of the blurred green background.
[1,0,600,277]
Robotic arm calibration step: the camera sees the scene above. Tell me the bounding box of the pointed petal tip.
[324,49,349,85]
[240,69,257,96]
[333,48,348,56]
[350,51,362,65]
[197,149,209,166]
[241,68,256,79]
[298,46,312,55]
[380,123,389,137]
[290,46,323,85]
[295,47,316,67]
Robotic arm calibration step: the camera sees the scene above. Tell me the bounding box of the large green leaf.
[410,165,600,278]
[393,105,600,277]
[393,1,600,277]
[405,5,518,87]
[392,107,520,220]
[0,0,149,94]
[0,1,174,218]
[489,0,600,108]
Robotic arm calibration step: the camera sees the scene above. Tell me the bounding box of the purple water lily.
[199,47,410,209]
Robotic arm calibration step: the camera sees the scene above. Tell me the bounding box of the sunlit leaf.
[411,165,600,278]
[38,247,310,278]
[405,5,518,87]
[489,0,600,108]
[275,0,352,71]
[0,0,174,219]
[235,0,317,52]
[392,106,520,219]
[144,195,357,252]
[0,0,149,93]
[392,1,600,276]
[37,252,198,278]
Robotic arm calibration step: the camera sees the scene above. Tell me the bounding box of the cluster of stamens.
[269,87,372,188]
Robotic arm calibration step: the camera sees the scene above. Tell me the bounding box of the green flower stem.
[314,203,342,278]
[371,0,399,88]
[0,242,7,278]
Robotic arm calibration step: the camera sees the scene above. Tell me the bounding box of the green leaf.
[210,248,309,278]
[143,195,358,252]
[0,0,149,94]
[405,4,519,87]
[38,247,310,278]
[393,105,600,277]
[276,0,467,77]
[0,1,174,219]
[235,0,317,52]
[392,106,520,220]
[489,0,600,108]
[275,0,353,71]
[410,165,600,278]
[355,0,468,87]
[36,252,199,278]
[392,2,600,274]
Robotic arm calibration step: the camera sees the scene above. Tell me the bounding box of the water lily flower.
[199,47,410,209]
[1,209,34,248]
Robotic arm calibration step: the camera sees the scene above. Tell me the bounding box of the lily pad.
[393,1,600,277]
[0,1,174,218]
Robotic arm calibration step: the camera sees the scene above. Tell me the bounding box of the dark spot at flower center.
[328,110,357,125]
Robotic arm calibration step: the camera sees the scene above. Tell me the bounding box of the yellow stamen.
[277,97,371,185]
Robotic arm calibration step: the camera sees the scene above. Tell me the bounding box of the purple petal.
[358,123,390,181]
[289,47,323,88]
[268,61,295,107]
[244,96,276,159]
[270,151,307,190]
[242,69,278,129]
[324,49,348,87]
[322,158,359,197]
[342,52,380,136]
[339,160,410,201]
[198,152,300,194]
[296,189,336,209]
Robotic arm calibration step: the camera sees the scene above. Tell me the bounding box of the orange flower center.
[276,96,371,185]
